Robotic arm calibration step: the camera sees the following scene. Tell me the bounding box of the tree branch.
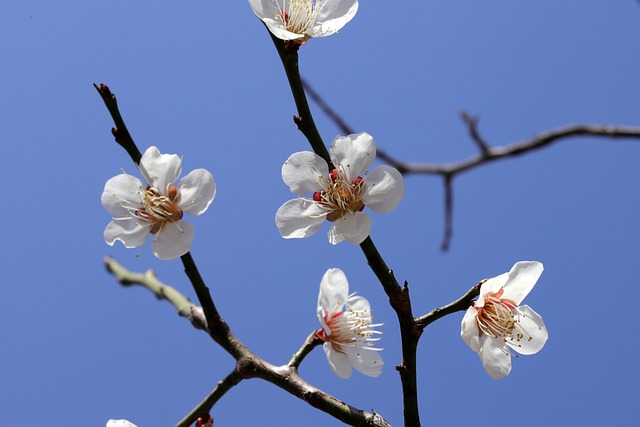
[176,370,243,427]
[301,79,640,250]
[104,257,392,426]
[415,283,482,330]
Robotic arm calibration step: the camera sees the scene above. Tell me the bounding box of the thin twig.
[175,370,243,427]
[415,283,482,330]
[289,330,323,369]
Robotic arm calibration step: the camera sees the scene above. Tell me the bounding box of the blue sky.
[2,1,639,426]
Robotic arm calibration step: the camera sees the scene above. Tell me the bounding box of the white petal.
[275,199,327,239]
[107,421,137,427]
[345,295,370,313]
[476,272,509,307]
[248,0,306,40]
[318,268,349,325]
[248,0,279,20]
[328,212,371,245]
[502,261,544,305]
[460,307,482,353]
[330,132,376,182]
[178,169,216,216]
[282,151,328,195]
[152,221,194,260]
[479,338,512,380]
[345,347,383,378]
[309,0,359,38]
[361,165,404,214]
[506,305,548,355]
[323,342,352,379]
[101,174,144,217]
[104,219,149,248]
[138,146,182,191]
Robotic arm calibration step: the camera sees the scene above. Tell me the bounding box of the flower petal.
[282,151,328,195]
[101,174,144,217]
[479,338,512,380]
[310,0,359,38]
[476,272,509,307]
[460,307,482,353]
[138,146,182,191]
[328,212,371,244]
[151,220,194,260]
[345,347,383,378]
[178,169,216,216]
[345,295,370,313]
[502,261,544,305]
[506,305,548,355]
[323,342,352,379]
[317,268,349,330]
[107,421,137,427]
[104,219,149,248]
[330,132,376,182]
[248,0,304,40]
[361,165,404,213]
[275,199,327,239]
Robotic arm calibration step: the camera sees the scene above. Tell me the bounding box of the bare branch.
[415,283,482,330]
[301,79,640,250]
[460,111,489,156]
[176,370,243,427]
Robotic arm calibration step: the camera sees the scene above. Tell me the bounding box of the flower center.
[475,289,528,346]
[135,185,183,234]
[313,169,366,222]
[317,308,382,354]
[276,0,324,35]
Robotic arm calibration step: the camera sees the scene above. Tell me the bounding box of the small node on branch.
[93,82,113,98]
[293,115,303,125]
[111,127,119,139]
[195,414,213,427]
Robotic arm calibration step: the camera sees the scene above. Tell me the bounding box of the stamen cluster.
[313,169,365,222]
[276,0,323,35]
[318,308,382,354]
[135,185,184,234]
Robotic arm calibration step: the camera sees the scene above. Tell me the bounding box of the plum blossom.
[106,421,137,427]
[461,261,548,380]
[316,268,383,378]
[276,132,403,245]
[248,0,358,42]
[102,146,216,260]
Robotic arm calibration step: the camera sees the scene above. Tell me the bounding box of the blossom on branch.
[461,261,548,380]
[102,146,216,260]
[316,268,383,378]
[276,132,403,244]
[106,421,137,427]
[248,0,358,42]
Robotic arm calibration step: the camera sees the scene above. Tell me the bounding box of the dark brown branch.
[273,34,421,426]
[415,283,482,330]
[359,238,421,427]
[176,370,243,427]
[93,83,142,164]
[460,111,489,156]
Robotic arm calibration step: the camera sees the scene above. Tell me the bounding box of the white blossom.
[316,268,383,378]
[461,261,548,379]
[276,132,403,245]
[248,0,358,42]
[106,421,137,427]
[102,146,216,260]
